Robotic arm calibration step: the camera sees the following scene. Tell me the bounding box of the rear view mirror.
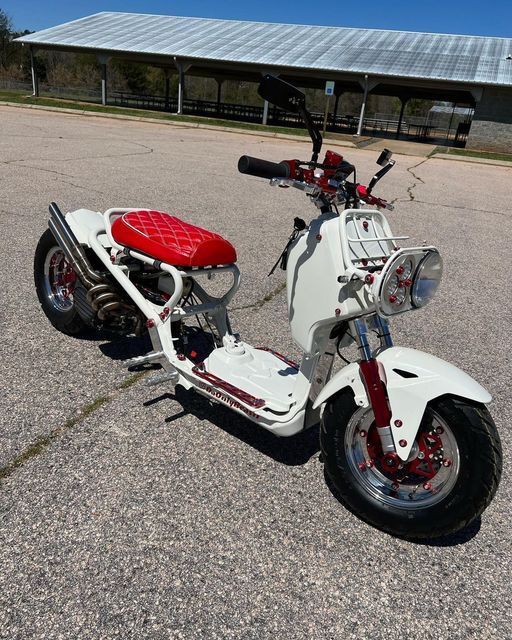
[258,75,306,114]
[376,148,393,166]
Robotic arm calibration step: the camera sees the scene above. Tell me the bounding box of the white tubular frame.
[87,218,241,361]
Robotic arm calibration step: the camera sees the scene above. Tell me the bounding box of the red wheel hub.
[49,252,77,298]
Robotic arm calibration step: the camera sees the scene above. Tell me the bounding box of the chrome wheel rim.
[345,407,460,509]
[43,246,76,312]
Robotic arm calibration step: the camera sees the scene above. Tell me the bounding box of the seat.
[111,210,237,268]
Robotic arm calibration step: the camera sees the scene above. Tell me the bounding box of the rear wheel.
[34,228,87,335]
[320,391,502,539]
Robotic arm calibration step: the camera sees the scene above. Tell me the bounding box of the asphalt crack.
[405,158,428,201]
[0,371,147,482]
[230,281,286,312]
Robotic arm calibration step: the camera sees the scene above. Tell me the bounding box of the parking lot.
[0,105,511,639]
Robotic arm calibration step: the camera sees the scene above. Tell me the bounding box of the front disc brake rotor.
[346,408,460,509]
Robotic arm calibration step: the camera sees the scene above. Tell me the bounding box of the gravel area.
[0,105,511,639]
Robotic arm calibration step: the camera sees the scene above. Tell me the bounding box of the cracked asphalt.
[0,105,511,639]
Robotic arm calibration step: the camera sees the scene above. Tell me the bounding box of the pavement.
[0,105,511,639]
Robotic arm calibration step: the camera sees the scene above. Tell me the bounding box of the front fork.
[351,316,398,457]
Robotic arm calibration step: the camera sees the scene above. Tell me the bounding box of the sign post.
[323,81,335,137]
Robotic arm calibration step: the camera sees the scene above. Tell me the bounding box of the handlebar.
[238,155,290,180]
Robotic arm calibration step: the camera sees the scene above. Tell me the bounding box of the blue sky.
[3,0,512,37]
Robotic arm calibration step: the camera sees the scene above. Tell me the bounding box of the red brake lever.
[356,185,393,210]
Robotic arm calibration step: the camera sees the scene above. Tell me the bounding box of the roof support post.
[173,59,190,115]
[262,100,269,125]
[29,47,39,97]
[97,54,109,106]
[396,97,408,139]
[356,75,369,136]
[216,78,224,116]
[177,68,184,114]
[164,69,171,111]
[332,87,342,129]
[101,64,107,105]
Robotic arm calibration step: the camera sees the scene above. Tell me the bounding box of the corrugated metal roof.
[16,12,512,87]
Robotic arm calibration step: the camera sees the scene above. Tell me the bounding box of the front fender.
[313,346,491,460]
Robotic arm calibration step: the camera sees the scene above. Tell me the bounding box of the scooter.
[34,75,502,539]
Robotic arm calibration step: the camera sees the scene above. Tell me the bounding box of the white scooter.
[34,75,501,539]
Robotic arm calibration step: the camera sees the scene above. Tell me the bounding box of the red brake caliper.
[366,425,444,483]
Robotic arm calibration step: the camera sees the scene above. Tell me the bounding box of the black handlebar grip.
[238,155,290,180]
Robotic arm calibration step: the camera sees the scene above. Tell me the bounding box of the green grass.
[0,89,314,138]
[0,370,147,481]
[433,146,512,163]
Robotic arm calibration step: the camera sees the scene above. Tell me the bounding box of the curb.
[0,100,357,149]
[431,152,512,169]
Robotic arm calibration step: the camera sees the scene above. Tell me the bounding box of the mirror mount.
[367,159,396,194]
[299,106,323,164]
[259,75,322,164]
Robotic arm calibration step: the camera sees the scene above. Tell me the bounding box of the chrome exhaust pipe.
[48,202,103,289]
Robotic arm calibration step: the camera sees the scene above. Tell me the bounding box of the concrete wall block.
[466,120,512,152]
[466,87,512,151]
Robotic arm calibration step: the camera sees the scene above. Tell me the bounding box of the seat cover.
[111,210,237,267]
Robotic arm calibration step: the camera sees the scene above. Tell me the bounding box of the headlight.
[371,248,442,317]
[411,251,443,308]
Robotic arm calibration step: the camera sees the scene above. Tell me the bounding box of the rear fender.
[65,209,109,248]
[313,347,491,460]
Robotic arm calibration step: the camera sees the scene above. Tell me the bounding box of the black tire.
[320,390,502,540]
[34,228,88,336]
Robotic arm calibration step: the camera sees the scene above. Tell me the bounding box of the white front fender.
[313,347,491,461]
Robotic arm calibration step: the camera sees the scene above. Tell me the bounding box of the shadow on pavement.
[144,385,320,467]
[99,334,153,362]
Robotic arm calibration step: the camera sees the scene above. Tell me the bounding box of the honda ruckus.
[34,75,502,539]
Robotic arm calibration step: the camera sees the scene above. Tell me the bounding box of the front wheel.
[320,391,502,539]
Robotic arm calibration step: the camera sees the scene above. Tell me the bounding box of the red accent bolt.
[177,353,186,361]
[146,319,155,328]
[382,256,388,263]
[335,308,341,316]
[435,426,444,435]
[364,274,374,284]
[404,278,412,287]
[362,220,369,230]
[423,482,433,491]
[361,258,368,266]
[392,482,400,491]
[358,462,367,471]
[399,439,407,447]
[159,311,166,320]
[396,266,404,275]
[389,295,397,303]
[443,459,452,467]
[110,255,116,263]
[359,430,367,438]
[316,234,322,242]
[366,460,375,468]
[398,281,405,288]
[394,419,403,428]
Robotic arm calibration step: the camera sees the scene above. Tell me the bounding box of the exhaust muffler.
[48,202,103,289]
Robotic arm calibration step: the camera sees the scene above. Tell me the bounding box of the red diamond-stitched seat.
[111,210,237,267]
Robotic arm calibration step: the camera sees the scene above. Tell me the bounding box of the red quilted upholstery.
[111,210,237,267]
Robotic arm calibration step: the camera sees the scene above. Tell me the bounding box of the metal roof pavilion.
[16,12,512,88]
